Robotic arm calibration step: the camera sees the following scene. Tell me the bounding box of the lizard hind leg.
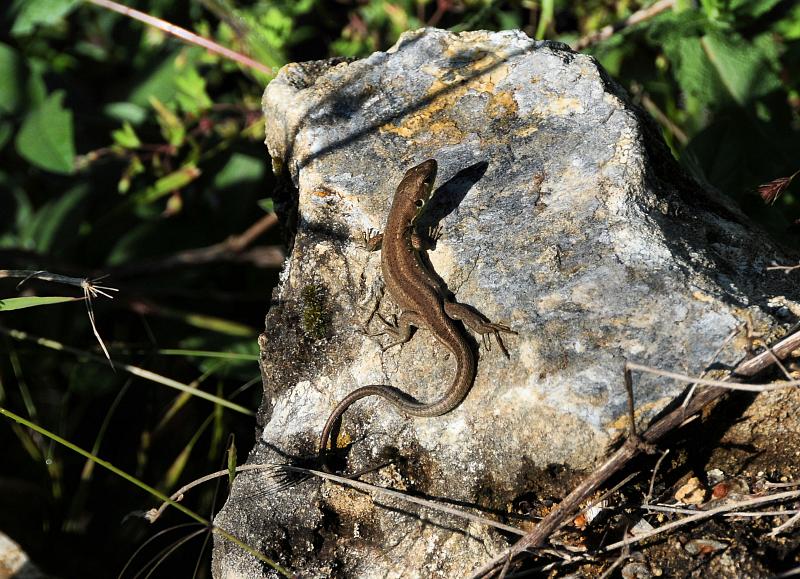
[443,301,517,357]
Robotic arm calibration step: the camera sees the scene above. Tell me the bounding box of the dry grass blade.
[1,269,119,367]
[82,277,119,368]
[148,463,527,538]
[85,0,275,75]
[602,490,800,552]
[625,362,800,392]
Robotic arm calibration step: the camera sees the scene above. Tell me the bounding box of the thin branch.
[769,510,800,536]
[110,214,283,277]
[764,481,800,489]
[85,0,275,76]
[643,503,800,517]
[603,490,800,552]
[768,261,800,274]
[572,0,675,51]
[639,91,689,146]
[469,329,800,577]
[644,449,670,505]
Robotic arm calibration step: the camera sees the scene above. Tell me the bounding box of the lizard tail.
[318,385,432,454]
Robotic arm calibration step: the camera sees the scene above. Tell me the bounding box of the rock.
[213,28,797,577]
[0,531,51,579]
[675,477,706,505]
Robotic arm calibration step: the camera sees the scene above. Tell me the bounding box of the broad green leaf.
[0,188,32,248]
[655,14,781,110]
[214,153,265,189]
[0,296,81,311]
[700,31,781,106]
[10,0,82,36]
[127,49,201,107]
[0,43,23,113]
[15,91,75,174]
[0,176,21,242]
[699,0,725,20]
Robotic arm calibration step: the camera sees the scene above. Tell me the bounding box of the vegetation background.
[0,0,798,577]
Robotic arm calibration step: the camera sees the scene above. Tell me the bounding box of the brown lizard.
[319,159,515,455]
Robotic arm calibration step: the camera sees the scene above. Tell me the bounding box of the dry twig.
[572,0,675,51]
[470,329,800,577]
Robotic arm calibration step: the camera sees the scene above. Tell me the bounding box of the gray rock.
[213,28,797,578]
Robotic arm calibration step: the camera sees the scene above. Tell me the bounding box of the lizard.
[318,158,516,456]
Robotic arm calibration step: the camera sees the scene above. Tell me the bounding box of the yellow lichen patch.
[323,483,374,518]
[381,58,512,141]
[335,430,352,449]
[381,104,463,142]
[539,96,584,116]
[311,189,335,198]
[514,125,539,138]
[692,290,715,303]
[486,91,517,118]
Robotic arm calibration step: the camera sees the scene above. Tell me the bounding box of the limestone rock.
[213,28,796,578]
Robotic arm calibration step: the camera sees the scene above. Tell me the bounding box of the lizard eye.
[415,199,425,208]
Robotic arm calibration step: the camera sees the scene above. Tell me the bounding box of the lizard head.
[400,159,438,224]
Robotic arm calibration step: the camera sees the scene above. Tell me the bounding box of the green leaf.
[0,296,81,311]
[214,153,265,189]
[773,3,800,39]
[127,49,202,108]
[15,90,76,174]
[0,187,33,248]
[653,13,781,110]
[149,96,185,147]
[175,67,213,115]
[10,0,82,36]
[535,0,554,39]
[730,0,783,19]
[104,102,147,124]
[112,122,142,149]
[699,31,781,106]
[258,198,275,213]
[0,43,23,113]
[136,164,201,205]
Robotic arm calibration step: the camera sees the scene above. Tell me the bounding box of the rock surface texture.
[213,28,797,578]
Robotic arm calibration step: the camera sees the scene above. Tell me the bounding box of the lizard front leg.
[369,309,428,351]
